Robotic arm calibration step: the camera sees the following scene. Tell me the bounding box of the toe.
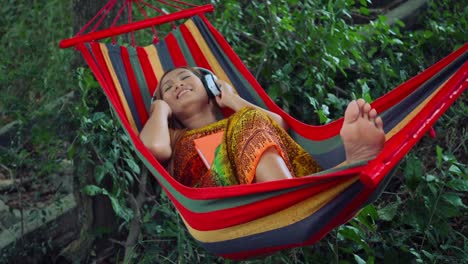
[356,98,366,107]
[369,108,377,122]
[344,100,360,123]
[375,116,384,132]
[363,103,371,119]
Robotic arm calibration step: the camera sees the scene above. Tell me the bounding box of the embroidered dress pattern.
[172,108,321,187]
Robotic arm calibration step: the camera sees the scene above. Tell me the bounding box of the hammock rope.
[59,0,468,259]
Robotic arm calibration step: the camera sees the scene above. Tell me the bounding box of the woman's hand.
[214,80,240,109]
[214,80,289,130]
[150,99,172,119]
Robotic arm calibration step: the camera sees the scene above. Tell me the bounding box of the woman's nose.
[175,82,184,90]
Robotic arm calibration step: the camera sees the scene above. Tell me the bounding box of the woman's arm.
[139,100,173,163]
[215,80,289,130]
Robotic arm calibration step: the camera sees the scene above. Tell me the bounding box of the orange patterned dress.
[171,107,321,187]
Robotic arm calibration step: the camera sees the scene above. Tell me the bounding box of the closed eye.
[164,85,172,92]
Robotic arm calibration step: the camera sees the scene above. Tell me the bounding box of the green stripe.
[292,132,343,155]
[173,28,197,66]
[199,23,266,108]
[127,47,152,113]
[312,159,367,175]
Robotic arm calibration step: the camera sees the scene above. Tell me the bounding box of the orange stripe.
[184,19,232,87]
[100,43,138,132]
[385,78,449,140]
[143,45,165,81]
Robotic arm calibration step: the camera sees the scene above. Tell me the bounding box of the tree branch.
[124,167,148,262]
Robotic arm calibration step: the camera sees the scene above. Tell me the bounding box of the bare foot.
[340,99,385,163]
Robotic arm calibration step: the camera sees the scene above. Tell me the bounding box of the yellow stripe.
[143,45,165,81]
[385,78,448,140]
[184,20,234,88]
[182,176,358,243]
[100,44,138,132]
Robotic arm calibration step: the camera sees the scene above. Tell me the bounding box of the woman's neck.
[178,103,219,130]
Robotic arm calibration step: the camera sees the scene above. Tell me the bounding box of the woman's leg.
[225,108,300,184]
[255,147,293,183]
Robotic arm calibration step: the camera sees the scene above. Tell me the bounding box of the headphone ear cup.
[195,67,220,98]
[200,74,214,98]
[203,74,221,98]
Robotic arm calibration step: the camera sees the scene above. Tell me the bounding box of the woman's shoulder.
[228,106,271,121]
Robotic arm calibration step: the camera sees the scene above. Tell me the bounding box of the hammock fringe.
[59,4,214,49]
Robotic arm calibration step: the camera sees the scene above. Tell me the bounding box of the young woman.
[139,67,385,187]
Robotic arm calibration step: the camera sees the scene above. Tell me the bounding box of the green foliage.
[0,0,74,126]
[0,1,76,260]
[73,68,139,223]
[212,0,467,124]
[0,0,75,183]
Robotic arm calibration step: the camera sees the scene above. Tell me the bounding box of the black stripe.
[381,51,467,132]
[192,16,258,105]
[154,40,175,71]
[197,181,364,255]
[106,43,142,130]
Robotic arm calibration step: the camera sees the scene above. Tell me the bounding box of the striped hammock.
[60,1,468,259]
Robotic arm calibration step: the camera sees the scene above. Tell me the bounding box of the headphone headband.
[193,67,217,80]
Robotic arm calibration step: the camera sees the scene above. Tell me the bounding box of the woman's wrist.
[228,94,249,112]
[151,100,172,119]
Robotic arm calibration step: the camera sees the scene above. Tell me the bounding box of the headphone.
[194,67,221,98]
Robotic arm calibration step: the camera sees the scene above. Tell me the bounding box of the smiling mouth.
[176,89,192,99]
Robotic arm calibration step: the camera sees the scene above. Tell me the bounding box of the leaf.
[391,38,403,45]
[360,7,369,16]
[108,195,133,222]
[125,158,140,174]
[447,179,468,191]
[378,202,399,221]
[339,226,361,241]
[404,155,423,190]
[442,193,466,208]
[367,46,378,59]
[422,30,434,39]
[94,164,107,184]
[354,254,366,264]
[82,185,103,196]
[124,170,135,185]
[424,174,437,182]
[356,205,378,231]
[436,145,443,167]
[267,85,280,100]
[448,164,462,176]
[421,250,435,261]
[315,108,330,124]
[67,143,76,160]
[339,226,371,253]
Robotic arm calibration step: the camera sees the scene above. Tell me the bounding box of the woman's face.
[159,68,209,115]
